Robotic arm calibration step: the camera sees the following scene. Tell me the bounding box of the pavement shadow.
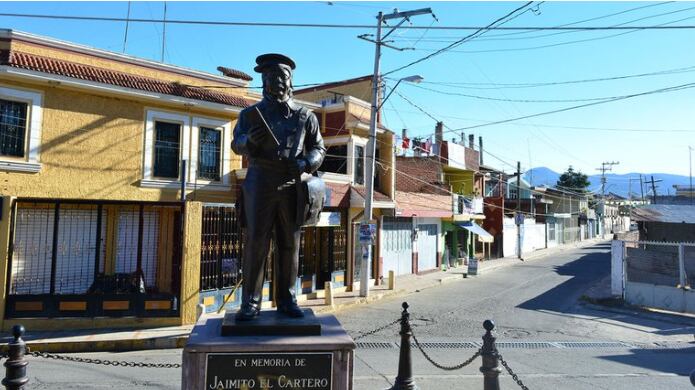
[517,242,695,333]
[518,243,611,313]
[599,346,695,376]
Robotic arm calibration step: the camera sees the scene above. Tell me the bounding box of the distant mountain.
[524,167,690,198]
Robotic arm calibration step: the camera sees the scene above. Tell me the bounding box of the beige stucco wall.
[377,132,395,199]
[0,78,241,203]
[180,201,202,325]
[295,78,373,104]
[0,196,14,331]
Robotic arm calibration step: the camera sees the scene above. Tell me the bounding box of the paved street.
[19,243,695,389]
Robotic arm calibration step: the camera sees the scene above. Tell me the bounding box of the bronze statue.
[231,54,326,320]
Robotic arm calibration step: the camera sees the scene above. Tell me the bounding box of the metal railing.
[387,302,529,390]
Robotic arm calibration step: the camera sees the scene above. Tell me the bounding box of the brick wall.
[395,157,449,195]
[324,111,347,137]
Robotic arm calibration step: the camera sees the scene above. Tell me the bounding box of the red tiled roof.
[325,182,350,208]
[351,185,392,203]
[216,66,253,82]
[1,50,254,108]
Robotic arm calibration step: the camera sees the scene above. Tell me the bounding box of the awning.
[455,221,494,243]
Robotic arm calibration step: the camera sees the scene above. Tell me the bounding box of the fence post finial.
[480,320,501,390]
[389,302,417,390]
[2,324,29,390]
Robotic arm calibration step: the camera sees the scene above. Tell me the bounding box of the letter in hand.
[244,106,279,148]
[247,125,267,146]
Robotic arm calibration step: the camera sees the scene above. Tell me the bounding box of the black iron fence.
[199,205,243,291]
[5,199,183,318]
[299,223,348,284]
[199,205,348,296]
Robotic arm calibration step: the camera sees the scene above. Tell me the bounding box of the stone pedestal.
[182,310,355,390]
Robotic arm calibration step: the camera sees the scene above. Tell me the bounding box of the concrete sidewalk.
[1,238,607,353]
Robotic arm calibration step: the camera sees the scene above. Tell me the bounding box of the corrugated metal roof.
[631,204,695,224]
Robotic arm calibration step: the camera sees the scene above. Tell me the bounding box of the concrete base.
[182,313,355,390]
[221,309,321,336]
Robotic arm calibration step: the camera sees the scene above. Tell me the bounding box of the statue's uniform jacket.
[231,97,326,308]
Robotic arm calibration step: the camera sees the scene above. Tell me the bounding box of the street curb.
[6,240,611,354]
[1,335,189,354]
[582,302,695,327]
[313,274,469,315]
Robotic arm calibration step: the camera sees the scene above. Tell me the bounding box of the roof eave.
[0,29,250,87]
[1,66,247,114]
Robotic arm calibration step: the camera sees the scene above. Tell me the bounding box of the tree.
[556,166,590,192]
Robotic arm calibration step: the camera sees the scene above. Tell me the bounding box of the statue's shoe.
[235,303,260,321]
[277,303,305,318]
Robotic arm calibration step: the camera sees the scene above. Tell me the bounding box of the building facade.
[0,29,256,330]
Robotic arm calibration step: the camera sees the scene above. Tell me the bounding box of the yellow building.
[0,29,256,330]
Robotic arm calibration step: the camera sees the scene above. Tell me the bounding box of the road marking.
[354,372,685,379]
[355,340,693,350]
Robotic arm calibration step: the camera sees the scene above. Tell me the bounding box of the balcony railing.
[453,194,484,215]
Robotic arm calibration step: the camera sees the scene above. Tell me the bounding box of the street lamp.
[378,75,424,111]
[359,74,425,298]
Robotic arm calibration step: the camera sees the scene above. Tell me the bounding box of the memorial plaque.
[205,352,333,390]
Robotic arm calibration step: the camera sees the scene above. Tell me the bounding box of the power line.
[400,1,687,43]
[480,1,675,39]
[380,108,695,133]
[382,1,535,76]
[5,12,695,30]
[389,90,524,171]
[474,1,693,42]
[411,14,695,54]
[399,64,695,90]
[448,81,695,133]
[401,82,684,104]
[463,58,593,166]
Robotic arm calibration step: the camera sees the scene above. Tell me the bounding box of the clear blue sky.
[2,1,694,177]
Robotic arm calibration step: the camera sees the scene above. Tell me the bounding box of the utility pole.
[690,146,693,205]
[645,175,663,204]
[516,161,522,260]
[628,177,641,219]
[639,174,645,203]
[596,161,620,200]
[596,161,619,238]
[359,7,434,298]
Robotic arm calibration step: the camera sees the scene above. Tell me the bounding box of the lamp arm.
[377,79,402,112]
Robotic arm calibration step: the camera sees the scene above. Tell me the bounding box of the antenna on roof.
[161,2,167,62]
[122,1,131,53]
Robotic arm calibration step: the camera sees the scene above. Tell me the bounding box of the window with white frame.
[0,85,43,173]
[354,144,365,185]
[320,144,348,174]
[198,126,221,181]
[142,109,190,188]
[143,111,231,189]
[0,99,28,158]
[153,121,181,179]
[190,116,232,187]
